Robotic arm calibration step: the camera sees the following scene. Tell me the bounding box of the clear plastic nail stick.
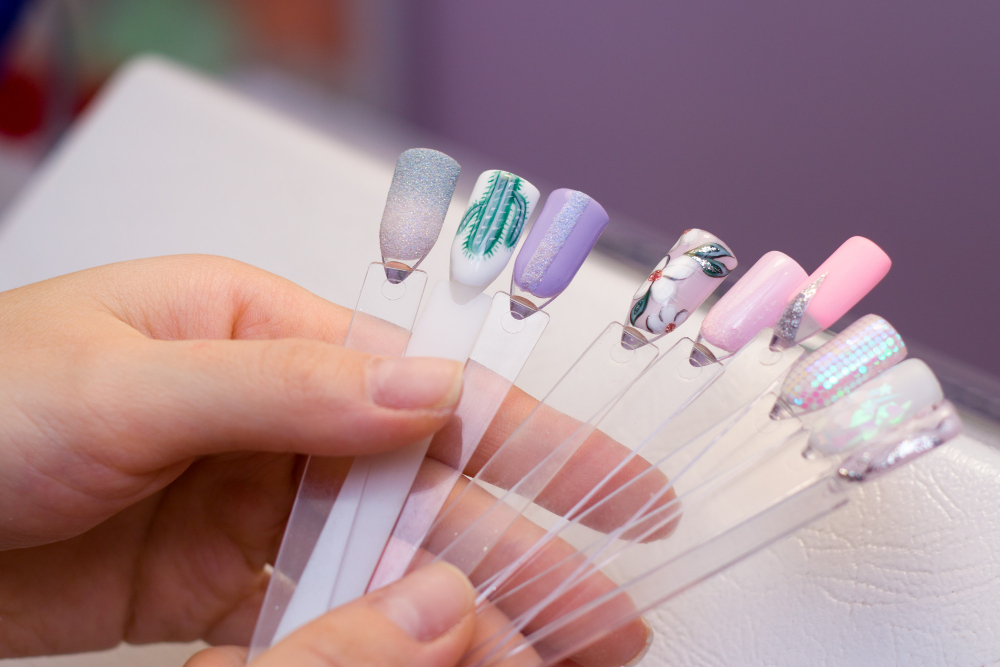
[471,399,961,667]
[408,230,740,584]
[365,293,550,591]
[248,146,462,659]
[327,185,613,603]
[462,317,924,667]
[421,323,660,577]
[466,328,802,607]
[311,169,543,617]
[248,262,428,658]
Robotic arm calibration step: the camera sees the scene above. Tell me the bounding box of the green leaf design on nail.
[457,171,529,259]
[685,242,734,278]
[630,288,651,325]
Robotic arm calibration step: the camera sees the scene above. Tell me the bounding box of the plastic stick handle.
[324,280,493,608]
[252,263,428,657]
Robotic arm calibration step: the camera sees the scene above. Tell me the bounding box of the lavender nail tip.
[513,189,609,299]
[379,148,461,265]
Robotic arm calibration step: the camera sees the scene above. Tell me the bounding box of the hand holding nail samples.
[254,145,960,667]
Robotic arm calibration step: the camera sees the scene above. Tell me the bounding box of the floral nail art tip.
[626,229,737,339]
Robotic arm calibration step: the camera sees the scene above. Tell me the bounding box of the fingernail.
[367,357,464,410]
[627,229,737,339]
[370,562,475,642]
[512,188,609,300]
[777,314,906,417]
[776,236,891,343]
[700,250,807,353]
[451,170,541,288]
[624,617,654,667]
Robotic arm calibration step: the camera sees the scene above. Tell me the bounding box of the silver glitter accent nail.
[520,191,590,291]
[775,272,827,342]
[379,148,461,263]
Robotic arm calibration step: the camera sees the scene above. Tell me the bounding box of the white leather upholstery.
[0,57,997,666]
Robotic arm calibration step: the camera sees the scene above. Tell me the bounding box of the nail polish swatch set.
[248,149,961,666]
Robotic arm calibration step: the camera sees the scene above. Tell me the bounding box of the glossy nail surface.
[807,358,943,454]
[776,236,891,343]
[837,400,962,482]
[451,170,540,288]
[380,148,461,267]
[512,188,609,300]
[700,251,807,353]
[778,314,907,416]
[627,229,737,338]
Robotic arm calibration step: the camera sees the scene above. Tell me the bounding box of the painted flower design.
[627,229,737,338]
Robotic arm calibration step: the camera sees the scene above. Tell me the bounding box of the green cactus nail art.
[457,170,530,259]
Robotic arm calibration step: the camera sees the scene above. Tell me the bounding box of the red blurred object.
[0,70,45,138]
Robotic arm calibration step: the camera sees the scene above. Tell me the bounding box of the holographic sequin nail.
[776,314,907,417]
[807,358,943,454]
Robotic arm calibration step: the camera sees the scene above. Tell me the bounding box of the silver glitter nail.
[379,148,461,265]
[775,272,827,342]
[520,191,590,291]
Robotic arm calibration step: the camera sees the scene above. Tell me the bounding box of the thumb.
[185,562,476,667]
[97,337,464,468]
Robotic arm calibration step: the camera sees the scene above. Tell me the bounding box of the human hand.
[187,562,478,667]
[0,255,655,666]
[0,255,464,656]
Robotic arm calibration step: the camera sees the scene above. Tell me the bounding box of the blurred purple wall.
[403,1,1000,375]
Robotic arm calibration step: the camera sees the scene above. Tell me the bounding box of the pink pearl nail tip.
[700,251,808,353]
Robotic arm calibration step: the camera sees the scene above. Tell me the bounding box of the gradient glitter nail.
[379,148,461,269]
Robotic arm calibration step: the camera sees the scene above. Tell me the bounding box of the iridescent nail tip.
[777,314,907,417]
[807,358,943,455]
[379,148,461,267]
[837,400,962,482]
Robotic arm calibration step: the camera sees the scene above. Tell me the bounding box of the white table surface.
[0,57,998,667]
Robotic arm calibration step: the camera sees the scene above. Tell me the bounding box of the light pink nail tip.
[700,251,807,353]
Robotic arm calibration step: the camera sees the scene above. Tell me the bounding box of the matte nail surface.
[513,188,609,299]
[700,251,807,353]
[380,148,461,266]
[451,170,540,288]
[778,314,907,416]
[627,229,737,337]
[776,236,891,343]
